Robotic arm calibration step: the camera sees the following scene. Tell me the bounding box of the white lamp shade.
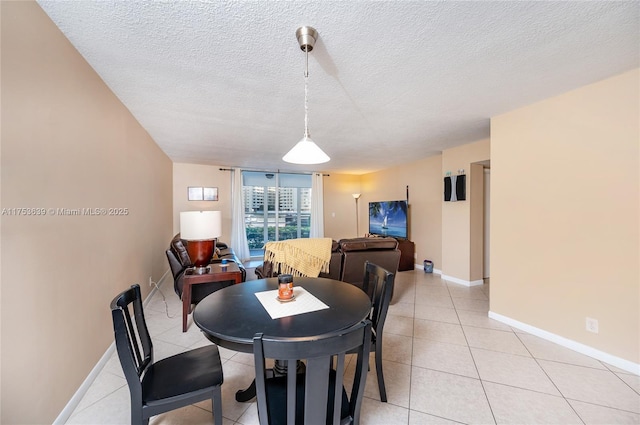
[352,193,361,199]
[180,211,222,240]
[282,136,330,164]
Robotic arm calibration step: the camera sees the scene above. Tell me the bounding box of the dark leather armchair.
[166,234,246,304]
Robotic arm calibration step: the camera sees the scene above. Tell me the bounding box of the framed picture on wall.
[188,187,204,201]
[203,187,218,201]
[188,186,218,201]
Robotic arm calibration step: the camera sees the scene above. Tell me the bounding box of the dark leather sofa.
[255,239,343,281]
[166,234,247,304]
[255,237,401,291]
[337,237,401,287]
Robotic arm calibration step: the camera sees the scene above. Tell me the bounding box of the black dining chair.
[361,261,395,402]
[253,320,372,425]
[110,284,224,425]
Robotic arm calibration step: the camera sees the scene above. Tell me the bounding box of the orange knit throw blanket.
[263,238,332,277]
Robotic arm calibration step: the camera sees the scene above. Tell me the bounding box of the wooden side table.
[182,262,243,332]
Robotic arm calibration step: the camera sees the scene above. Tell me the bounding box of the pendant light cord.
[304,47,310,138]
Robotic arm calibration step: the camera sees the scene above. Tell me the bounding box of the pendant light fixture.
[283,26,330,165]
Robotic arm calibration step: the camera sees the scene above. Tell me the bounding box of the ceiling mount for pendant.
[296,26,318,52]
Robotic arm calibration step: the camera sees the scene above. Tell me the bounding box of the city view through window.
[242,171,312,257]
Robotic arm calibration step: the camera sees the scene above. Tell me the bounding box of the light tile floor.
[67,269,640,424]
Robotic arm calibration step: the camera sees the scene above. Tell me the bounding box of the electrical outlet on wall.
[586,317,599,334]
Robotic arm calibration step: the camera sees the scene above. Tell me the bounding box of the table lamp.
[180,211,222,274]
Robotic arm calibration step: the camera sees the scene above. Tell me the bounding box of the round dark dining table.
[193,277,372,353]
[193,277,372,401]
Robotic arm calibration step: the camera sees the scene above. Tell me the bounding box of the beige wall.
[441,139,490,282]
[359,156,443,269]
[322,173,362,240]
[173,163,233,241]
[491,69,639,364]
[0,2,173,423]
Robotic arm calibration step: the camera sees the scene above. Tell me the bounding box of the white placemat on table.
[254,286,329,319]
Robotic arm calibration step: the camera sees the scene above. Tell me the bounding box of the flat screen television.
[368,200,408,239]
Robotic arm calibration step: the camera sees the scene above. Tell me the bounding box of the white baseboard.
[441,274,484,287]
[52,342,116,425]
[411,265,484,286]
[489,311,640,376]
[53,268,171,424]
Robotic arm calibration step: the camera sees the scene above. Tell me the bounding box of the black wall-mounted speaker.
[444,175,466,202]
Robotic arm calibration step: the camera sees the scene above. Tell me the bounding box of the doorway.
[484,167,490,279]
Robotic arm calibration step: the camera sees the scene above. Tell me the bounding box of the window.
[242,171,312,258]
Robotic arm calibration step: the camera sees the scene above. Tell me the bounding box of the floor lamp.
[352,193,361,236]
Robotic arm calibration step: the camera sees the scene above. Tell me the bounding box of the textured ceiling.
[37,1,639,174]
